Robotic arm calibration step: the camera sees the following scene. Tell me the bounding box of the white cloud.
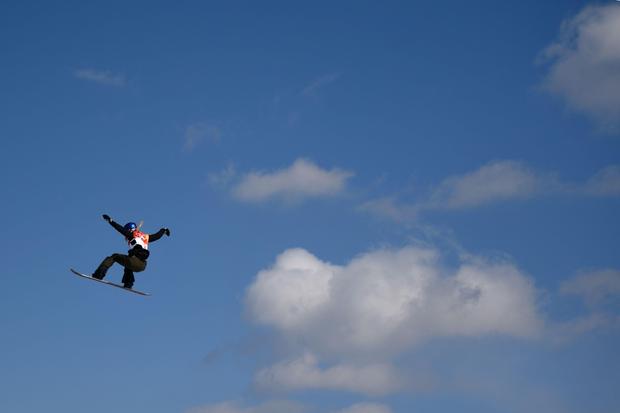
[246,245,542,395]
[186,400,305,413]
[184,122,221,151]
[539,4,620,132]
[232,159,353,203]
[255,353,403,396]
[560,269,620,306]
[246,245,542,360]
[332,403,392,413]
[74,68,125,86]
[247,248,336,330]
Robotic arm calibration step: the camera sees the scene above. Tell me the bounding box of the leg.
[122,268,135,289]
[122,256,146,288]
[93,254,119,279]
[93,253,133,280]
[94,253,146,287]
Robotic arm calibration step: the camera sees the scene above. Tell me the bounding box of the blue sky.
[1,1,620,412]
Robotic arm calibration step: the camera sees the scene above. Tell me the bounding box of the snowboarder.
[92,214,170,289]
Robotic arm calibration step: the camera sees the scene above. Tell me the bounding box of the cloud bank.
[245,245,542,394]
[247,246,541,357]
[539,4,620,132]
[232,159,353,203]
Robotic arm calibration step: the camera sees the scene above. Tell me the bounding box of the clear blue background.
[1,1,618,412]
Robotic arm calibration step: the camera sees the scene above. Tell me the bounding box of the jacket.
[108,220,167,261]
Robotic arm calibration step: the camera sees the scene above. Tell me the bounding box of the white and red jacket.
[109,220,167,261]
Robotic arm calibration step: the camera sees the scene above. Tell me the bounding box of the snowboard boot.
[92,271,105,280]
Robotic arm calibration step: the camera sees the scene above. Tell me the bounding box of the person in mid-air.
[92,214,171,289]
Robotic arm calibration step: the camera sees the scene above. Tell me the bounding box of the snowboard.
[70,268,151,296]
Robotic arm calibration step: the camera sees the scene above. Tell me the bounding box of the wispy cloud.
[560,269,620,306]
[208,163,237,188]
[186,400,305,413]
[184,122,222,151]
[553,313,620,342]
[255,353,404,396]
[358,196,419,223]
[426,160,548,209]
[583,165,620,196]
[361,161,620,223]
[231,158,353,203]
[538,4,620,133]
[74,68,125,86]
[186,400,392,413]
[301,73,341,97]
[332,403,392,413]
[548,268,620,342]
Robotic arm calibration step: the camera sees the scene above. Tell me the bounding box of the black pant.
[93,253,146,287]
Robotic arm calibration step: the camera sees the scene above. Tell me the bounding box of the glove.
[164,228,171,236]
[102,214,111,222]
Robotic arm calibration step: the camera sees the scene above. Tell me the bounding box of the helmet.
[124,222,137,232]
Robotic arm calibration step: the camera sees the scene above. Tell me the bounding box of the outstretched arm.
[102,214,130,237]
[149,227,171,242]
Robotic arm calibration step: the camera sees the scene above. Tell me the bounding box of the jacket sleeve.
[110,220,129,237]
[149,228,167,242]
